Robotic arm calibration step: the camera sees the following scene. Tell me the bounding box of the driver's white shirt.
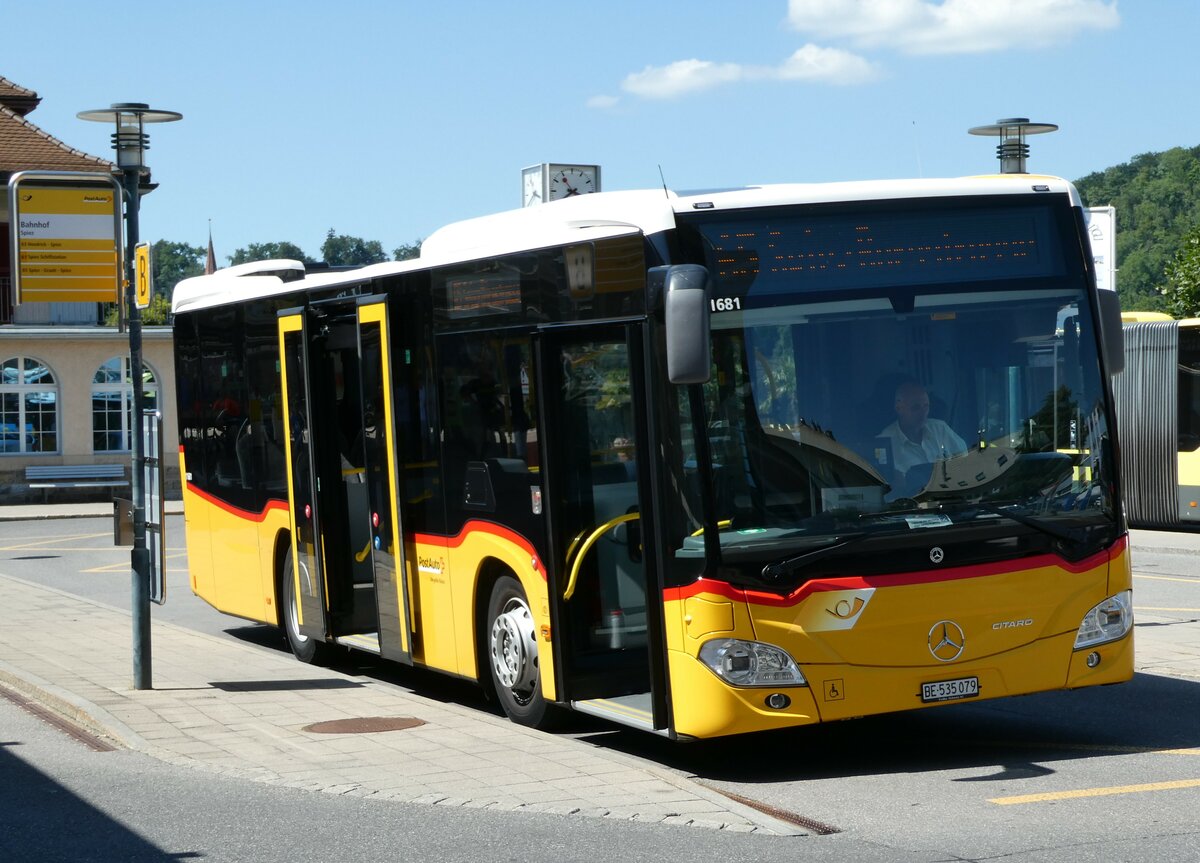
[879,419,967,475]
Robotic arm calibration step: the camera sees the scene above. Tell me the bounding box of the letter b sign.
[135,242,152,309]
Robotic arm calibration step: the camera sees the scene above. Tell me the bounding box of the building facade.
[0,76,179,501]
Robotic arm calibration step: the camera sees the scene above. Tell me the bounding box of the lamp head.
[77,102,182,171]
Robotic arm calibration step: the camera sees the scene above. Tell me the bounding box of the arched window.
[93,357,159,453]
[0,356,59,454]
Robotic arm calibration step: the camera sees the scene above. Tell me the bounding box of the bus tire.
[486,575,551,728]
[281,546,329,665]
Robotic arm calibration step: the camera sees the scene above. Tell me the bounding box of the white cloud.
[620,45,877,100]
[614,1,1116,103]
[786,0,1119,54]
[776,44,878,83]
[622,59,746,99]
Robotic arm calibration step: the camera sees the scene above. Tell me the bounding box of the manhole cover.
[302,716,426,734]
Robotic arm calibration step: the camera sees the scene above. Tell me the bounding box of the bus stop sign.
[135,242,152,309]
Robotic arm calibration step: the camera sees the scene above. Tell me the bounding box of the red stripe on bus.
[412,520,547,581]
[184,482,288,522]
[182,485,546,578]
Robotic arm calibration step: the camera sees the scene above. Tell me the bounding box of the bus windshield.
[671,207,1117,583]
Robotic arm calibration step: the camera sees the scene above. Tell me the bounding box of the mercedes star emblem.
[928,620,965,662]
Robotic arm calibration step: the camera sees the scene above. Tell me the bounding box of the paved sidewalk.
[0,571,790,835]
[0,511,1197,837]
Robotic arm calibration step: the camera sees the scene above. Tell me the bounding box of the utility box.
[113,497,133,546]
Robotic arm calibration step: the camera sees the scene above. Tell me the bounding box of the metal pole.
[123,165,152,690]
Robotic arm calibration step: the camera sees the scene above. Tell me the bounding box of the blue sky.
[5,1,1194,265]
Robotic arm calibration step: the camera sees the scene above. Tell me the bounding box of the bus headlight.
[1073,590,1133,649]
[698,638,807,687]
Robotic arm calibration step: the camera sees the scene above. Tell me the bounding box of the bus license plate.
[921,676,979,703]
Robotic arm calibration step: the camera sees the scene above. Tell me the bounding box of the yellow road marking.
[987,740,1200,756]
[9,548,127,554]
[82,561,133,573]
[0,532,112,550]
[82,563,188,574]
[991,778,1200,805]
[1134,574,1200,584]
[82,552,186,574]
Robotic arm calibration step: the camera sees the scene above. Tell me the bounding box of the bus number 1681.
[710,297,742,312]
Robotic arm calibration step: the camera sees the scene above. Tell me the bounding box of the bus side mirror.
[1096,289,1124,376]
[662,265,711,384]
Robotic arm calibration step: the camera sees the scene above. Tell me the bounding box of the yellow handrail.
[562,528,590,573]
[690,519,732,537]
[562,512,641,601]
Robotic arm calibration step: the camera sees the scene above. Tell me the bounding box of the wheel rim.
[490,595,538,701]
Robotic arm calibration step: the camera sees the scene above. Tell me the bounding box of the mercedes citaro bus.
[171,174,1132,739]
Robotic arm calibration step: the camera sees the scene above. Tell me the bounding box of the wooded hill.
[1074,145,1200,312]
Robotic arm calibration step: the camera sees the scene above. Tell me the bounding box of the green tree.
[151,240,205,298]
[321,229,386,266]
[1162,225,1200,318]
[100,238,201,326]
[228,241,315,266]
[102,292,173,326]
[393,239,422,261]
[1075,145,1200,313]
[141,292,173,325]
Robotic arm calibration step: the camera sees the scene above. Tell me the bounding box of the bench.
[25,464,129,493]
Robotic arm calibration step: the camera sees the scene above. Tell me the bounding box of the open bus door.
[277,300,413,664]
[278,310,328,654]
[355,297,414,663]
[539,323,671,734]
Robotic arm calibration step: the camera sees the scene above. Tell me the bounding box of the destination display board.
[685,199,1068,300]
[8,174,122,304]
[445,272,522,318]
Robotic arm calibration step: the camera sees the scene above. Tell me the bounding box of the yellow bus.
[1115,313,1200,529]
[171,175,1133,739]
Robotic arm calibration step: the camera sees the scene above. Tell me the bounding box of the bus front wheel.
[486,575,550,727]
[281,546,329,665]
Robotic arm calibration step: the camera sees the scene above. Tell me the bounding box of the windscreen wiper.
[967,502,1088,547]
[760,533,867,583]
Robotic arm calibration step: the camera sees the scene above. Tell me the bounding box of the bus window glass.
[1179,326,1200,453]
[674,200,1115,580]
[677,288,1115,577]
[439,332,538,534]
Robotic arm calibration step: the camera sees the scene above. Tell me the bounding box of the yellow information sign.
[9,176,122,304]
[135,242,152,309]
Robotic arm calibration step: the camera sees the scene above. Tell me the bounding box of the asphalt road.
[0,694,812,863]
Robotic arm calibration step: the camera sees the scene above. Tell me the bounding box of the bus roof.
[1121,311,1174,322]
[172,174,1081,315]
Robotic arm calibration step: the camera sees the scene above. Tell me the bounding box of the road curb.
[0,659,143,752]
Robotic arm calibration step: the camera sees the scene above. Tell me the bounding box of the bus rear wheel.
[486,575,551,728]
[281,546,329,665]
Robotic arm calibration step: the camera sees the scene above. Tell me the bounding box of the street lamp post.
[78,103,181,690]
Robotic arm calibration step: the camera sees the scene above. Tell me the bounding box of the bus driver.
[878,380,967,489]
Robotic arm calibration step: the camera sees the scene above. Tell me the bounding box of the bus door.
[278,309,328,646]
[540,324,669,733]
[278,302,413,660]
[355,297,413,663]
